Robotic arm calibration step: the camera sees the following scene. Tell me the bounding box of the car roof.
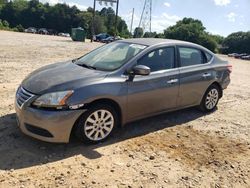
[121,38,199,47]
[120,38,213,53]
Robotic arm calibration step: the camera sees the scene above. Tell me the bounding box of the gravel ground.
[0,31,249,188]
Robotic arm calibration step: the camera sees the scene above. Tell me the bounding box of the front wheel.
[74,104,118,143]
[199,84,220,112]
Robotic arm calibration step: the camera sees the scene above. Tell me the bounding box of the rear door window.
[178,47,204,67]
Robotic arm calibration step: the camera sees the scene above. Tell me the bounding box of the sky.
[40,0,250,37]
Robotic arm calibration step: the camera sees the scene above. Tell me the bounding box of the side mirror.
[131,65,151,76]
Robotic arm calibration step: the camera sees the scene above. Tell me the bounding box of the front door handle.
[167,79,178,84]
[202,73,211,78]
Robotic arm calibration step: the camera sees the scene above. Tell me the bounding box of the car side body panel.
[66,77,128,124]
[127,68,180,121]
[178,63,214,107]
[15,39,231,143]
[210,56,231,90]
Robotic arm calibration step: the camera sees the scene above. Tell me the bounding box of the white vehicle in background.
[58,33,70,37]
[24,27,37,34]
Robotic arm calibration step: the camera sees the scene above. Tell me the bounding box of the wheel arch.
[85,98,122,124]
[70,98,122,140]
[198,81,223,112]
[210,81,223,98]
[199,81,223,106]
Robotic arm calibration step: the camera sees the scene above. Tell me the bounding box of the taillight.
[227,64,232,73]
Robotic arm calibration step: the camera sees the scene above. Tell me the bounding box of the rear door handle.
[167,79,178,84]
[202,73,211,78]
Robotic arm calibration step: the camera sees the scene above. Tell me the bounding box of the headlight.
[33,90,74,108]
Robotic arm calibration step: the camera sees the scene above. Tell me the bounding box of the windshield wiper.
[72,58,80,63]
[77,63,97,70]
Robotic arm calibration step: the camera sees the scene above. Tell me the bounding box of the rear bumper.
[15,102,86,143]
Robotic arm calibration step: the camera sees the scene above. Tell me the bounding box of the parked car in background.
[65,33,70,37]
[228,53,238,57]
[47,29,58,35]
[101,36,122,43]
[101,36,114,43]
[15,38,232,143]
[58,33,70,37]
[241,55,250,60]
[38,28,49,35]
[24,27,37,34]
[93,33,110,42]
[234,53,247,59]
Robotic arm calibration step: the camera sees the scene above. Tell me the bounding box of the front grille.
[16,87,34,107]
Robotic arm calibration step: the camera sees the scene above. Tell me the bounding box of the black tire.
[199,84,220,112]
[74,104,118,144]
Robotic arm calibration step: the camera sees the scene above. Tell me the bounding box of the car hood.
[22,61,108,94]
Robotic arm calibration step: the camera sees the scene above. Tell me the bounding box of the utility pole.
[130,8,134,34]
[138,0,152,33]
[139,0,146,28]
[91,0,96,42]
[149,0,152,33]
[114,0,119,36]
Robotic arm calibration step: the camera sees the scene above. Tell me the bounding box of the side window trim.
[204,51,214,63]
[201,50,207,64]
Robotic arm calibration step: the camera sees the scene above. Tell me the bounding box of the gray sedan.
[15,38,231,143]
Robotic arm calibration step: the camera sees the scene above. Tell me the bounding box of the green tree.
[164,17,217,52]
[117,19,127,34]
[222,31,250,54]
[76,11,92,38]
[93,15,107,34]
[143,32,157,38]
[0,0,7,9]
[133,27,143,38]
[199,34,217,53]
[210,34,224,45]
[0,1,129,38]
[16,24,24,32]
[98,7,129,36]
[155,33,164,38]
[2,19,9,27]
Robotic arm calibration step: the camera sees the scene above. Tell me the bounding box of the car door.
[177,46,214,107]
[127,46,180,121]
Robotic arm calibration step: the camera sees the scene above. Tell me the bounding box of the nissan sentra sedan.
[15,38,232,143]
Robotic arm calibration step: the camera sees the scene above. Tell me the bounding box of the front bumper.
[15,101,86,143]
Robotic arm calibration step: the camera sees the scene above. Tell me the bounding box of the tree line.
[134,18,250,53]
[0,0,249,53]
[0,0,130,38]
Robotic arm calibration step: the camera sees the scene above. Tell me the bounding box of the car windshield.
[75,42,147,71]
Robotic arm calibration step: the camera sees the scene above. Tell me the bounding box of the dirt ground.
[0,31,249,188]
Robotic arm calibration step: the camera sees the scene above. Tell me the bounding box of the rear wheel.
[75,104,118,143]
[199,84,220,112]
